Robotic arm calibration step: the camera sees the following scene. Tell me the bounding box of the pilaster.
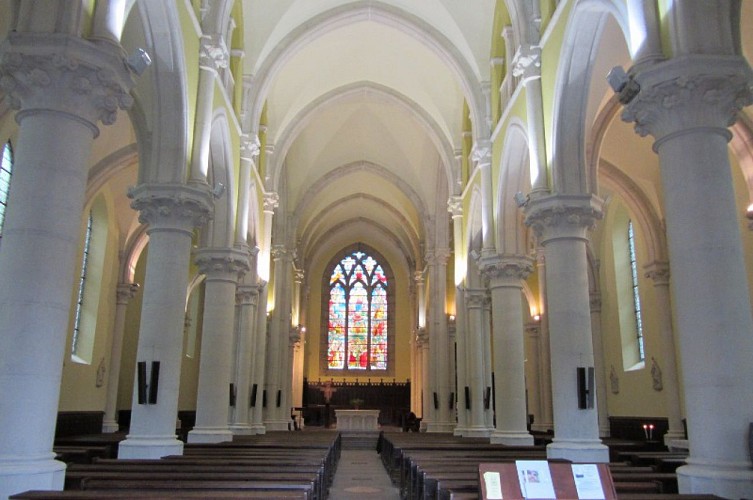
[463,288,493,438]
[229,282,260,434]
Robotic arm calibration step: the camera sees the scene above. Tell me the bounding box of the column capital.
[465,288,489,309]
[294,269,305,284]
[415,326,428,346]
[199,34,229,72]
[426,248,451,266]
[644,260,670,285]
[479,254,534,288]
[116,282,140,305]
[128,183,213,234]
[0,32,137,136]
[236,284,260,306]
[194,247,250,283]
[524,194,604,243]
[448,196,463,218]
[471,140,492,167]
[240,134,261,161]
[263,192,279,214]
[271,244,295,262]
[512,44,541,82]
[414,271,425,285]
[621,55,753,147]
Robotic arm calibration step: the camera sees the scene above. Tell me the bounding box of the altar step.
[340,431,380,450]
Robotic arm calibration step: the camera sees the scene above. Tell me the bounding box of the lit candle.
[642,424,649,439]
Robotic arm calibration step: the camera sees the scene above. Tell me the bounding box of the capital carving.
[414,271,425,285]
[465,288,488,309]
[471,141,492,168]
[0,33,136,133]
[236,284,260,306]
[479,254,534,287]
[240,134,261,161]
[621,55,753,143]
[263,192,279,214]
[128,183,213,234]
[644,261,670,285]
[426,248,451,266]
[512,45,541,81]
[415,327,428,346]
[194,247,250,283]
[116,282,140,305]
[294,269,305,284]
[524,194,604,243]
[447,196,463,218]
[199,34,229,72]
[271,244,293,262]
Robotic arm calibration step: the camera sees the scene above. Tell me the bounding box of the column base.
[531,422,553,433]
[0,453,66,500]
[248,424,267,435]
[228,424,253,436]
[461,425,493,438]
[101,420,120,433]
[425,422,456,433]
[264,419,292,431]
[187,427,234,444]
[490,430,534,446]
[118,435,184,459]
[599,424,611,438]
[453,425,469,436]
[546,438,609,463]
[677,459,753,499]
[663,430,686,447]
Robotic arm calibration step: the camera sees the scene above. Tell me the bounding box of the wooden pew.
[80,478,315,499]
[12,490,307,499]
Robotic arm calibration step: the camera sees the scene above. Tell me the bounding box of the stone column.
[228,280,259,435]
[188,248,249,443]
[533,248,553,432]
[625,0,663,69]
[102,282,140,433]
[525,194,609,463]
[119,184,213,458]
[622,55,753,496]
[453,287,469,436]
[426,249,454,432]
[644,262,684,444]
[463,288,493,437]
[265,245,293,430]
[480,255,535,445]
[249,281,269,434]
[0,32,134,496]
[416,327,430,431]
[290,270,306,411]
[589,291,611,438]
[472,143,495,256]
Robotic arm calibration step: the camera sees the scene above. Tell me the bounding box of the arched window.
[628,220,645,362]
[71,212,94,361]
[0,141,13,239]
[323,248,393,374]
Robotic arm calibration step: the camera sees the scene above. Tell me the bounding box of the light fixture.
[125,48,152,76]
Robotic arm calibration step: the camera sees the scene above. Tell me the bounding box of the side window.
[0,141,13,239]
[71,212,94,363]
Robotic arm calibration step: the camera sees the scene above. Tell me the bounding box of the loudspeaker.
[449,392,454,409]
[262,389,267,407]
[137,361,147,405]
[464,386,470,410]
[250,384,258,408]
[229,383,236,407]
[148,361,160,404]
[276,389,282,407]
[433,392,439,410]
[577,366,595,409]
[484,386,491,410]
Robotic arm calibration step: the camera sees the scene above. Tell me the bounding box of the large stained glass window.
[327,250,388,371]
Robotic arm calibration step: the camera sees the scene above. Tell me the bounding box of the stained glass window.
[0,141,13,239]
[327,250,388,371]
[628,220,645,361]
[71,212,93,358]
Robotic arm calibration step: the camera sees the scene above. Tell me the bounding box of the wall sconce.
[746,204,753,230]
[532,314,541,322]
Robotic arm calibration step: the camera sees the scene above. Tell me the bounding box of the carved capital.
[524,194,604,243]
[644,261,670,285]
[465,288,488,309]
[240,134,261,161]
[116,282,140,305]
[236,284,260,306]
[128,183,213,234]
[263,192,279,214]
[471,140,492,168]
[294,269,305,284]
[415,327,428,346]
[622,55,753,143]
[194,247,250,283]
[512,45,541,81]
[199,34,229,72]
[447,196,463,218]
[426,248,451,266]
[271,244,293,262]
[0,33,136,134]
[479,254,534,287]
[414,271,425,285]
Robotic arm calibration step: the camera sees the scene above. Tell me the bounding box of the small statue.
[610,365,619,394]
[96,357,106,388]
[651,357,663,391]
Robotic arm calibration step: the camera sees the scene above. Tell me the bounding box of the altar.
[334,409,380,431]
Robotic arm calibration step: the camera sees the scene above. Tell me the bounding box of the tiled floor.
[328,449,400,499]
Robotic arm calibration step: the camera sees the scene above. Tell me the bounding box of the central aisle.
[328,449,400,499]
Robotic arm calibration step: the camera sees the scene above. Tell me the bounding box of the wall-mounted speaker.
[484,386,491,410]
[276,389,282,407]
[148,361,159,404]
[137,361,147,405]
[464,386,470,410]
[577,366,595,409]
[449,392,454,410]
[250,383,258,408]
[262,389,267,408]
[433,392,439,410]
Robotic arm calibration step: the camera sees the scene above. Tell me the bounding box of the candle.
[642,424,649,439]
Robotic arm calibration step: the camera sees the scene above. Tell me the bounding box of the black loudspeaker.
[484,386,491,410]
[276,389,282,407]
[433,392,439,410]
[250,384,258,408]
[748,422,753,463]
[449,392,454,410]
[137,361,147,405]
[229,383,236,407]
[464,386,470,410]
[577,366,595,409]
[148,361,159,404]
[262,389,267,408]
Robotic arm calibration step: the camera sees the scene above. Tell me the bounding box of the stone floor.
[327,448,400,500]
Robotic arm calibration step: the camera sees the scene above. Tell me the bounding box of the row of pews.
[378,432,724,500]
[11,431,341,499]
